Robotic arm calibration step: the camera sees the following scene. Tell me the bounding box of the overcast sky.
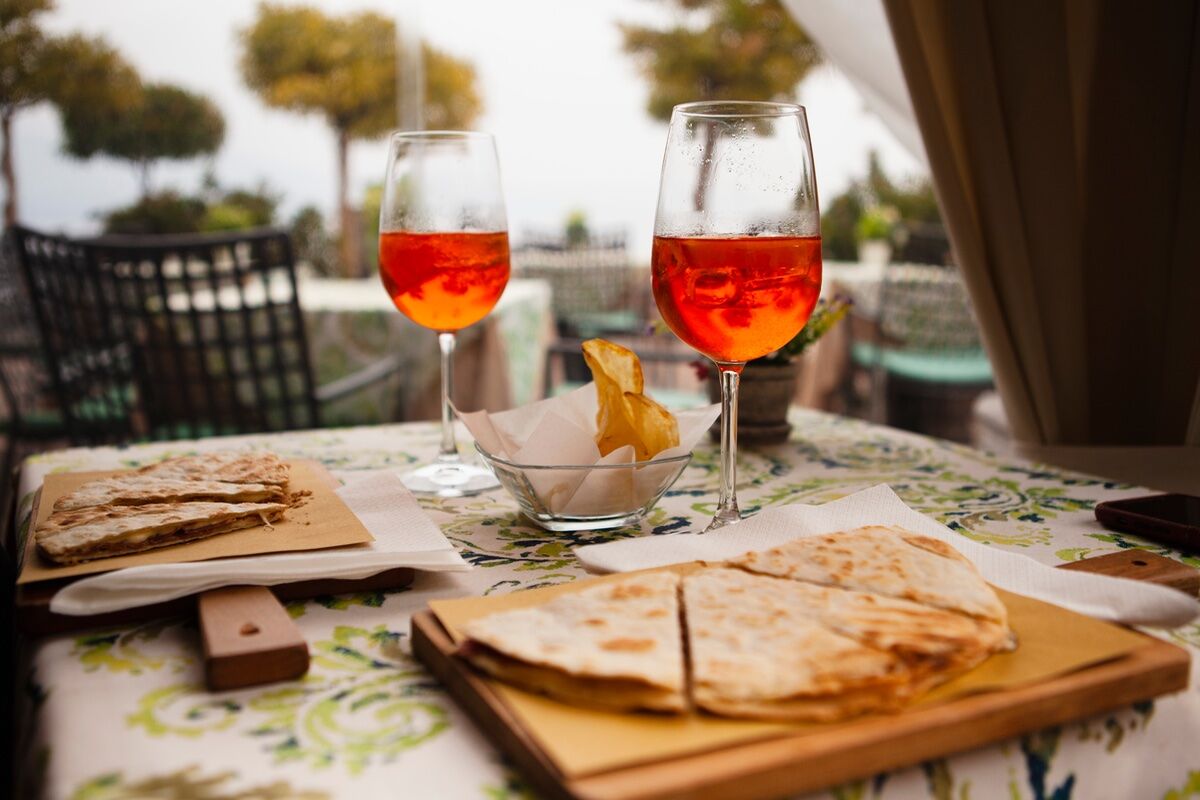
[9,0,922,260]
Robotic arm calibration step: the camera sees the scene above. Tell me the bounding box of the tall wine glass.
[379,131,510,496]
[651,102,821,531]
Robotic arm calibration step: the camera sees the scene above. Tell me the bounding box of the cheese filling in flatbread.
[457,572,686,712]
[135,451,290,486]
[53,475,286,512]
[683,568,914,721]
[730,525,1008,625]
[35,501,289,565]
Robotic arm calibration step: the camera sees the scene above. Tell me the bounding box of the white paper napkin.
[574,484,1200,628]
[457,383,721,516]
[50,470,470,616]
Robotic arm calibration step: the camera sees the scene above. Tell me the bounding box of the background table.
[175,276,555,426]
[13,411,1200,799]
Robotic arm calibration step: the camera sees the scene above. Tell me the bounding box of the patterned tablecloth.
[13,411,1200,800]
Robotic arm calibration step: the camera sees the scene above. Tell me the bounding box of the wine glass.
[379,131,510,496]
[651,102,822,531]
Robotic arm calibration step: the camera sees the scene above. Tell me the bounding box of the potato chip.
[582,339,680,460]
[624,392,680,459]
[582,339,643,394]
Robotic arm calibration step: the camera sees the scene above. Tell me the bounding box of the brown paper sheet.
[18,460,373,584]
[430,565,1151,778]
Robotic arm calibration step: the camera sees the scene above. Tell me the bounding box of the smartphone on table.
[1094,494,1200,554]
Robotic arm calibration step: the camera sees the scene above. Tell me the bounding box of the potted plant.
[702,296,852,444]
[855,205,899,265]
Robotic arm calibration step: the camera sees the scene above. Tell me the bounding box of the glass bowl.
[475,444,692,531]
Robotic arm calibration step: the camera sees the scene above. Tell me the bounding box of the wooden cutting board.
[411,555,1194,800]
[14,461,415,691]
[15,461,413,636]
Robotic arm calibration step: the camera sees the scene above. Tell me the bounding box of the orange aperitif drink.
[651,235,822,363]
[379,231,510,331]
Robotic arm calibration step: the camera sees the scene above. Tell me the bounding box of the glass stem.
[709,363,743,531]
[437,331,460,463]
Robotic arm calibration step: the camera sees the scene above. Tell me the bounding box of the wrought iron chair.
[6,226,403,446]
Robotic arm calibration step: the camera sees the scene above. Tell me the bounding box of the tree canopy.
[239,2,484,274]
[821,151,946,263]
[1,0,142,223]
[240,4,482,137]
[620,0,821,120]
[1,0,56,118]
[60,82,225,193]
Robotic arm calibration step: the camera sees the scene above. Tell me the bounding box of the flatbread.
[683,568,913,721]
[53,475,286,512]
[35,501,288,565]
[453,527,1015,722]
[686,566,1012,724]
[136,451,290,486]
[729,525,1008,625]
[458,572,686,712]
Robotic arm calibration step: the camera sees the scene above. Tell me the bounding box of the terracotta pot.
[706,359,799,445]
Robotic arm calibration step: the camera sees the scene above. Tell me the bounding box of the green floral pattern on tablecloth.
[12,409,1200,800]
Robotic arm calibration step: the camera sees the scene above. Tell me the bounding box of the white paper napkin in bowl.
[50,470,470,616]
[457,383,721,516]
[574,484,1200,628]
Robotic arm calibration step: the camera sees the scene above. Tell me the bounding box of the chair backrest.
[8,226,322,445]
[511,240,636,330]
[877,264,985,352]
[0,241,59,435]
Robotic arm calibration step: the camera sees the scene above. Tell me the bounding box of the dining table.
[11,409,1200,800]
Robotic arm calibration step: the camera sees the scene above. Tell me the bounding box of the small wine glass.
[379,131,510,496]
[651,102,822,531]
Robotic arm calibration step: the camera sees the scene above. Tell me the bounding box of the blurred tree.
[819,190,862,261]
[290,205,337,277]
[565,210,589,247]
[820,151,945,263]
[862,151,940,228]
[102,191,207,235]
[102,181,277,235]
[0,0,140,226]
[621,0,820,208]
[360,183,383,274]
[201,185,277,232]
[60,82,225,197]
[620,0,820,120]
[239,3,483,276]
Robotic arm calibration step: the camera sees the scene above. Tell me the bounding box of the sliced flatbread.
[778,573,1014,665]
[136,451,290,487]
[684,568,914,721]
[36,501,288,565]
[686,568,1012,724]
[458,572,686,713]
[53,475,286,512]
[729,525,1008,625]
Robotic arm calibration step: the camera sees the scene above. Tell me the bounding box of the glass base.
[524,509,648,532]
[400,462,499,498]
[702,507,742,533]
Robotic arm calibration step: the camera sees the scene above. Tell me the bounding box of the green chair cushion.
[852,343,993,385]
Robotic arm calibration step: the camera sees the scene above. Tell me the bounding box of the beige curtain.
[882,1,1200,477]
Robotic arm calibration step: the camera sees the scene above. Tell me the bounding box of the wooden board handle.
[198,585,309,691]
[1058,550,1200,596]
